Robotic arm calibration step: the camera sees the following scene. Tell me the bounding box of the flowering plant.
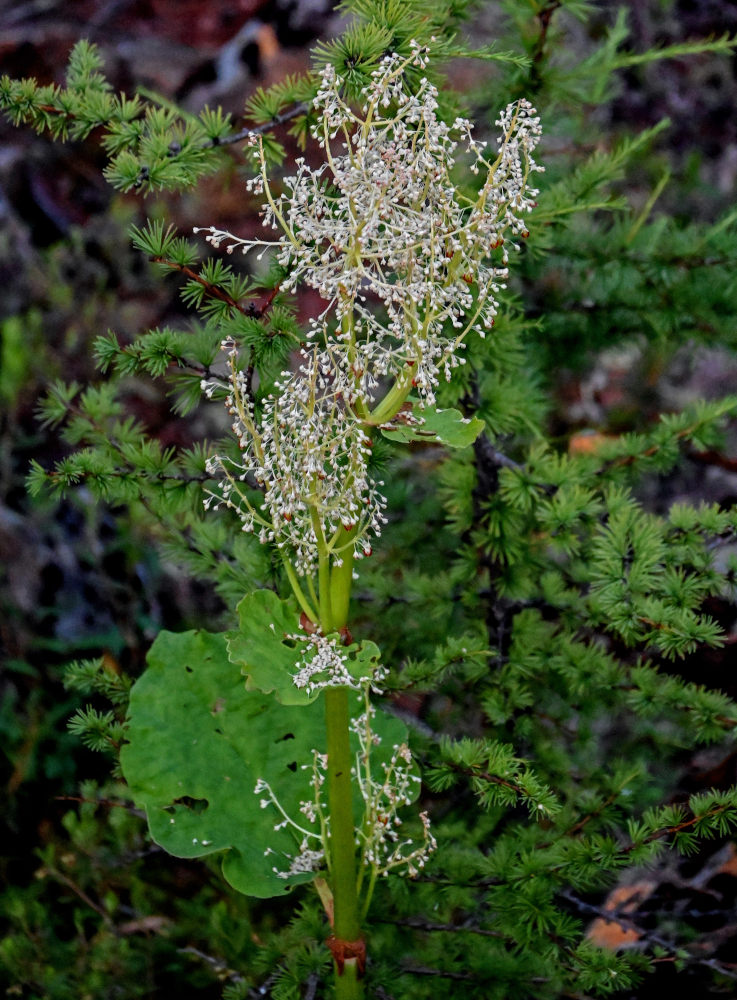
[120,45,541,998]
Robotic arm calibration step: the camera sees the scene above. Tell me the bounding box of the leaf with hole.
[120,627,408,897]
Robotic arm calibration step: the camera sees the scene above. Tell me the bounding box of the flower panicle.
[203,345,387,575]
[353,695,437,878]
[290,629,388,696]
[196,44,542,408]
[198,43,541,587]
[255,704,436,883]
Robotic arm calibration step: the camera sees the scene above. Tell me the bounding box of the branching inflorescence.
[204,340,387,576]
[256,690,436,889]
[199,44,542,578]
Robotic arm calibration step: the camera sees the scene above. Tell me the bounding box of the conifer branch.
[447,760,529,797]
[207,102,310,147]
[597,420,708,473]
[563,789,625,839]
[559,889,737,982]
[131,102,311,190]
[626,803,737,853]
[150,256,255,316]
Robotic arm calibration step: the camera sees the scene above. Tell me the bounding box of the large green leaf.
[120,628,408,898]
[227,589,384,704]
[380,402,484,449]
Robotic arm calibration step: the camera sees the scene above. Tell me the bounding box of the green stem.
[318,552,333,632]
[359,865,378,922]
[330,528,356,629]
[312,506,334,631]
[324,685,363,999]
[323,538,363,997]
[367,365,417,425]
[280,555,319,624]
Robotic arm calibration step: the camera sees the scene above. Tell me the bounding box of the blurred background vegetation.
[3,1,737,997]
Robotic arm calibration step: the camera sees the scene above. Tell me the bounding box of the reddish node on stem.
[326,936,367,977]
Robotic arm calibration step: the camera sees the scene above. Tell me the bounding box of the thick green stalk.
[334,961,362,1000]
[324,686,363,998]
[323,543,363,998]
[330,528,356,628]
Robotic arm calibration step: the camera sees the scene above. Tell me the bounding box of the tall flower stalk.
[196,43,542,996]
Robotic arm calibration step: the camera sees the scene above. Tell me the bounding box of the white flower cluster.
[353,702,436,877]
[203,342,387,575]
[255,698,435,882]
[199,47,542,581]
[196,45,542,407]
[256,766,326,880]
[290,630,388,696]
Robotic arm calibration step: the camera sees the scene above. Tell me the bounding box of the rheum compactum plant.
[6,4,737,997]
[122,46,542,998]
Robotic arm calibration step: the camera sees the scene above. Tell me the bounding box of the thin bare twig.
[376,915,503,938]
[205,103,310,148]
[55,794,145,818]
[400,964,476,981]
[303,972,321,1000]
[39,863,112,925]
[179,945,245,984]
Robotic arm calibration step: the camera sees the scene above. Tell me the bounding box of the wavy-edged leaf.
[120,628,408,898]
[227,589,384,704]
[381,404,484,449]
